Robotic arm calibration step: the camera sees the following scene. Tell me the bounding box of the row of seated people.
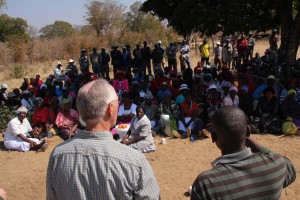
[2,63,300,152]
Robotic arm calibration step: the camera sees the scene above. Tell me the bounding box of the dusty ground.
[0,39,300,200]
[0,134,300,200]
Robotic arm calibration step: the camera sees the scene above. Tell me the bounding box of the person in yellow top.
[199,39,210,65]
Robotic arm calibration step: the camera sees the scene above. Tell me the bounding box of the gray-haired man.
[46,79,160,200]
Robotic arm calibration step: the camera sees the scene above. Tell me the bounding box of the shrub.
[10,64,24,78]
[0,105,18,131]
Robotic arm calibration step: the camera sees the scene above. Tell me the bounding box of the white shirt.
[118,103,137,116]
[223,94,239,107]
[4,117,32,142]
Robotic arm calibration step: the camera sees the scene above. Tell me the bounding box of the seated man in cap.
[3,106,48,152]
[54,61,66,82]
[191,106,296,199]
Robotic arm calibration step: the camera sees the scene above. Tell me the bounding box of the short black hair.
[212,106,247,140]
[263,87,275,95]
[136,105,146,113]
[122,92,132,99]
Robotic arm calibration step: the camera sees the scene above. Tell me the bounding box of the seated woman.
[253,87,279,133]
[280,89,300,128]
[113,71,129,100]
[117,92,137,123]
[31,97,49,139]
[121,106,156,153]
[55,99,79,140]
[157,91,179,137]
[141,92,157,128]
[3,106,48,152]
[178,92,198,138]
[46,96,61,136]
[223,86,239,107]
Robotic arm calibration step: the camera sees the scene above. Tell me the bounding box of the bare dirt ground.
[0,134,300,200]
[0,39,300,200]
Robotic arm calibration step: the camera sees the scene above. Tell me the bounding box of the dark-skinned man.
[191,106,296,200]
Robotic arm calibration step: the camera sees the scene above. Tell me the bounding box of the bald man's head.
[212,106,248,145]
[77,79,117,123]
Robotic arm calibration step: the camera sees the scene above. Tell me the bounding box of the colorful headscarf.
[287,89,296,97]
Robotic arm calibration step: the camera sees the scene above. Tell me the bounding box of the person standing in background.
[90,48,102,77]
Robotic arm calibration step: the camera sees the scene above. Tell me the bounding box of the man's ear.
[246,125,251,137]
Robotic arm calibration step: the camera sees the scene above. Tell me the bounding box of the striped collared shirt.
[46,130,160,200]
[191,147,296,200]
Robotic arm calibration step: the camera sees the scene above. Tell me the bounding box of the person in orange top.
[178,92,198,138]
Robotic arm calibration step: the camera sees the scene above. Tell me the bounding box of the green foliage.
[10,64,24,78]
[0,14,29,42]
[0,105,17,131]
[40,21,74,39]
[141,0,278,36]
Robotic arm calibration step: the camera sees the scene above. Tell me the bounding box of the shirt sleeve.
[283,157,296,188]
[134,156,160,200]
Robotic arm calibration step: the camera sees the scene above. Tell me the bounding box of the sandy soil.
[0,134,300,200]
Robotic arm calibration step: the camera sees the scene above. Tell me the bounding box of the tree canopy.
[0,14,28,42]
[84,0,126,37]
[40,21,74,39]
[141,0,300,63]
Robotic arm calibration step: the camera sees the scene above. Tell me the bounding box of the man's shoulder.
[51,137,147,166]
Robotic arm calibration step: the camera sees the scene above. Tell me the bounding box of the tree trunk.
[278,0,300,66]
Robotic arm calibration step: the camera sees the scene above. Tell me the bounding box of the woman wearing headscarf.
[223,86,239,107]
[113,70,129,100]
[121,106,156,153]
[3,106,48,152]
[31,97,49,138]
[253,87,279,133]
[141,92,157,128]
[280,89,300,128]
[55,99,79,140]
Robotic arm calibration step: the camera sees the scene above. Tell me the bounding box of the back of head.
[77,79,116,123]
[212,106,247,143]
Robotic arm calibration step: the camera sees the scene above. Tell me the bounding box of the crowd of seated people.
[1,42,300,153]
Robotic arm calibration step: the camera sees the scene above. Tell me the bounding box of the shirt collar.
[211,148,252,166]
[76,129,113,140]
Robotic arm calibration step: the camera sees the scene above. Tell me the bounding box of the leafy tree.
[0,14,28,42]
[40,21,74,39]
[141,0,300,65]
[84,0,126,37]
